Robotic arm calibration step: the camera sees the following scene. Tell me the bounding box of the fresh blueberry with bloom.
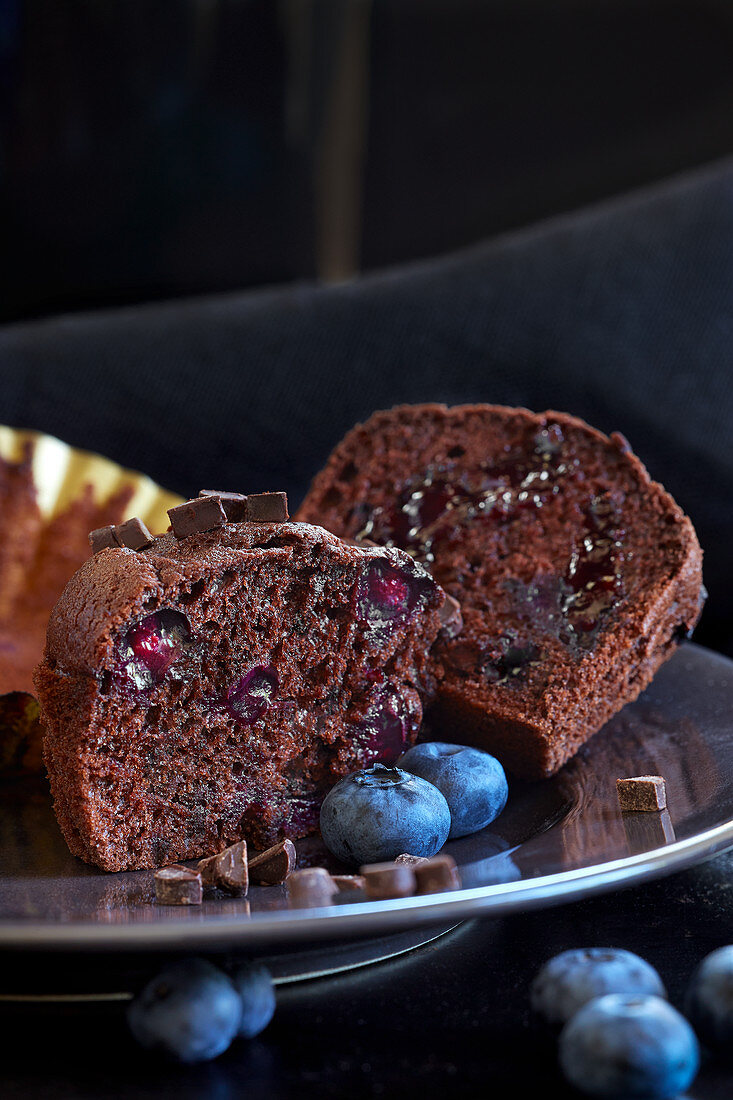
[684,943,733,1053]
[127,958,242,1063]
[559,993,699,1099]
[232,961,277,1039]
[319,763,451,866]
[397,742,508,838]
[530,947,666,1029]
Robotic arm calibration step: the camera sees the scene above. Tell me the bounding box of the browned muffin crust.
[35,521,444,871]
[297,404,704,778]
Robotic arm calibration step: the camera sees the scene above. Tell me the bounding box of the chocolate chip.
[414,855,461,894]
[248,838,296,885]
[89,525,121,553]
[332,874,366,893]
[438,593,463,638]
[116,517,154,551]
[616,775,667,812]
[246,492,289,523]
[199,490,249,523]
[168,496,228,538]
[360,861,417,900]
[154,865,203,905]
[197,840,249,895]
[287,867,338,908]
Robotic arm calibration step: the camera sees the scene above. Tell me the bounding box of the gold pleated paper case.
[0,426,182,774]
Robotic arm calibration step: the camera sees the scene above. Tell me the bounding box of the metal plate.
[1,643,732,952]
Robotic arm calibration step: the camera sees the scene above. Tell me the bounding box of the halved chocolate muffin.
[297,404,704,779]
[35,504,445,871]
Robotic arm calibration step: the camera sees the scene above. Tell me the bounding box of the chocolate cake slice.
[297,404,704,779]
[34,507,445,871]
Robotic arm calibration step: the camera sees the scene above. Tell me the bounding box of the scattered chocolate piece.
[360,861,417,900]
[395,853,429,866]
[248,838,296,885]
[287,867,338,908]
[197,840,248,895]
[199,490,249,523]
[616,775,668,812]
[89,525,120,553]
[168,496,227,539]
[414,855,461,894]
[247,492,289,523]
[332,874,366,893]
[115,516,154,551]
[438,593,463,638]
[154,865,203,905]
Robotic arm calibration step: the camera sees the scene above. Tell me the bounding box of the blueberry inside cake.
[34,496,445,871]
[297,404,704,778]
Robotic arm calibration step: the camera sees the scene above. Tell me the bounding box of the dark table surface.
[2,849,733,1099]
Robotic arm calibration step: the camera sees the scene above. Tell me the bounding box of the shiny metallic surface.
[1,644,731,951]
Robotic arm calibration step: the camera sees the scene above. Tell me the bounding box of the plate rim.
[3,810,733,952]
[3,642,733,952]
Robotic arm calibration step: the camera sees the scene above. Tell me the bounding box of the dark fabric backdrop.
[1,156,732,647]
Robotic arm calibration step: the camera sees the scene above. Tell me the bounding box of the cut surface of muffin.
[35,521,444,871]
[297,404,704,778]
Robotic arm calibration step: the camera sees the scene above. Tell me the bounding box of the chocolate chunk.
[414,855,461,894]
[168,496,228,538]
[246,492,289,523]
[360,861,417,900]
[197,840,248,895]
[438,593,463,638]
[332,874,366,893]
[115,517,154,551]
[89,525,120,554]
[154,865,203,905]
[248,838,296,885]
[199,490,249,523]
[616,775,667,812]
[287,867,338,908]
[395,853,429,866]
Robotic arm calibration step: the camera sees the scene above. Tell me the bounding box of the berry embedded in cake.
[296,404,705,779]
[34,504,446,871]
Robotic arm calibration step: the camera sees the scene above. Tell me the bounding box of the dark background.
[4,0,733,321]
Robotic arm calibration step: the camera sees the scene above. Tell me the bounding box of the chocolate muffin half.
[35,516,444,871]
[297,404,704,779]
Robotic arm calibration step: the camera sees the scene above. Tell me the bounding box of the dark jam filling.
[560,494,625,649]
[355,423,570,563]
[353,558,434,630]
[117,610,191,690]
[482,636,541,684]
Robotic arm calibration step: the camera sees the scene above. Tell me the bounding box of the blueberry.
[127,958,242,1063]
[530,948,666,1029]
[559,994,699,1099]
[232,962,276,1039]
[226,665,278,726]
[684,944,733,1052]
[356,685,416,765]
[119,609,190,689]
[319,763,451,866]
[397,742,508,838]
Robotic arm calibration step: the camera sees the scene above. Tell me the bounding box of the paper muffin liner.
[0,426,182,776]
